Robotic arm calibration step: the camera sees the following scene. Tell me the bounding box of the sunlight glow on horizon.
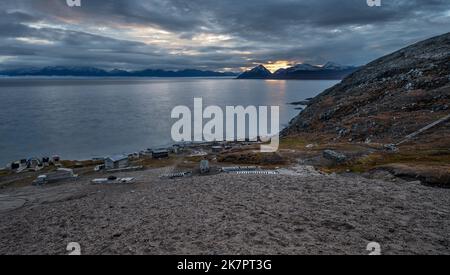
[240,60,295,73]
[263,60,293,73]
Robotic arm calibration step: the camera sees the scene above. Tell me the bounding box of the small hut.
[27,158,42,169]
[200,160,210,174]
[152,149,169,159]
[105,155,129,170]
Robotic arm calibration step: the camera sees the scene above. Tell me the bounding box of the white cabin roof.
[106,154,128,162]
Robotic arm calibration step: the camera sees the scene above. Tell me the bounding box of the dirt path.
[0,168,448,255]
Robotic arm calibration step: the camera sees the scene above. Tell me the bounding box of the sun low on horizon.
[241,61,294,73]
[263,61,294,73]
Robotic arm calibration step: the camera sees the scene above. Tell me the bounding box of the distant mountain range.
[0,63,358,79]
[237,62,359,80]
[0,66,238,77]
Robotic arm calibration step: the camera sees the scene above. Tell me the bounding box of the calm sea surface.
[0,77,338,165]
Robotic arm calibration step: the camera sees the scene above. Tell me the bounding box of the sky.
[0,0,449,72]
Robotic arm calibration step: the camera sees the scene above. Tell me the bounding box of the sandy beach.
[0,167,448,255]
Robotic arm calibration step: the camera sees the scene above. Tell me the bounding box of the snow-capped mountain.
[288,63,322,72]
[271,62,358,80]
[322,62,355,71]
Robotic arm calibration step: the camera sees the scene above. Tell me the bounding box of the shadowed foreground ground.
[0,167,448,255]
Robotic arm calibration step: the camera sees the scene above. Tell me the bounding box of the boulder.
[323,150,347,163]
[200,160,210,174]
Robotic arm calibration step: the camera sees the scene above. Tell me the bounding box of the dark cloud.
[0,0,449,71]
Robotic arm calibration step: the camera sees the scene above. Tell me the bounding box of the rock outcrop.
[323,150,347,163]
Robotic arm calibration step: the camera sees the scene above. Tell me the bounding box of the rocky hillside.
[283,33,450,144]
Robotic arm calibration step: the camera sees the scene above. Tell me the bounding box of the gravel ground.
[0,167,449,255]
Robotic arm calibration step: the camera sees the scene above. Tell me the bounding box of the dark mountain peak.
[254,64,269,70]
[237,65,272,79]
[250,65,271,74]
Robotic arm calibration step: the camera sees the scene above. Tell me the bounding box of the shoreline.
[1,139,265,169]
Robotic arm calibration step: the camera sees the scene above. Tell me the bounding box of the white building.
[105,155,129,170]
[33,168,78,185]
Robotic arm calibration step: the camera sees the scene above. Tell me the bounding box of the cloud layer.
[0,0,449,71]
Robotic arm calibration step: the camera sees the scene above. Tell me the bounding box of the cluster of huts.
[100,141,253,173]
[7,155,61,173]
[100,148,171,172]
[1,155,79,186]
[2,140,263,186]
[97,142,229,175]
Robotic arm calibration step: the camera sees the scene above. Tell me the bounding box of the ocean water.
[0,77,338,165]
